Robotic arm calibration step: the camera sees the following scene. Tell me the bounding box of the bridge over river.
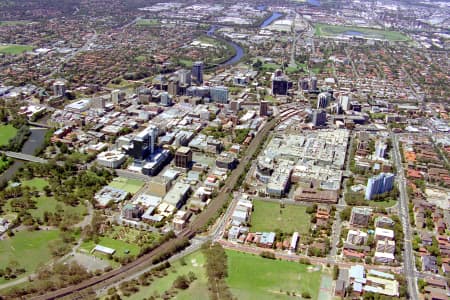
[1,151,48,164]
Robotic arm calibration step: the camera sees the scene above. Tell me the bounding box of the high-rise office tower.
[312,109,327,126]
[259,101,269,116]
[175,146,192,169]
[271,69,289,96]
[317,92,331,109]
[128,125,159,160]
[168,78,179,96]
[160,92,172,106]
[53,80,66,97]
[339,95,351,111]
[210,86,229,103]
[191,61,204,85]
[310,76,318,91]
[111,89,125,104]
[300,78,309,91]
[177,69,192,86]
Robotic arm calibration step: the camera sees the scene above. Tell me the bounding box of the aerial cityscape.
[0,0,448,299]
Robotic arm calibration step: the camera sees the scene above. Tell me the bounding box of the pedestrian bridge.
[1,151,48,164]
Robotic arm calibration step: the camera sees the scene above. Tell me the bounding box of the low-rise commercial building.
[293,187,338,204]
[96,150,127,168]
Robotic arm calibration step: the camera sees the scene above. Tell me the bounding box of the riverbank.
[0,127,48,186]
[205,26,244,68]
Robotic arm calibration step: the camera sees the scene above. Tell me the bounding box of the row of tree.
[202,242,235,300]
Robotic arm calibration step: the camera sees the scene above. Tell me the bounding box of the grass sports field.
[0,124,17,146]
[226,250,322,299]
[251,200,310,234]
[314,23,409,41]
[124,251,208,300]
[0,44,33,55]
[136,19,160,26]
[0,21,29,26]
[0,230,60,283]
[108,177,145,194]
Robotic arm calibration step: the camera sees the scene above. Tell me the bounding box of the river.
[0,127,47,185]
[307,0,321,6]
[206,11,282,66]
[260,12,283,28]
[206,25,244,66]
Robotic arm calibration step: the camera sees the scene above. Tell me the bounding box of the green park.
[108,177,145,194]
[0,21,29,26]
[314,23,409,42]
[135,19,160,26]
[4,177,87,225]
[0,125,18,146]
[0,230,61,283]
[123,250,208,300]
[226,250,323,300]
[251,200,311,234]
[0,44,34,55]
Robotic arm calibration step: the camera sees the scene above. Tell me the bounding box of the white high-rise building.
[53,80,66,97]
[148,125,158,155]
[111,89,121,104]
[339,95,351,111]
[317,92,330,109]
[375,141,387,160]
[177,69,191,86]
[160,92,172,106]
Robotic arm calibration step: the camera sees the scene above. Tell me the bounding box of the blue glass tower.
[365,173,395,200]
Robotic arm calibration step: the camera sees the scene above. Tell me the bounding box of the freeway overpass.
[1,151,48,164]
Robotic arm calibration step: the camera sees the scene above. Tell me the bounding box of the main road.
[391,133,419,300]
[31,116,279,300]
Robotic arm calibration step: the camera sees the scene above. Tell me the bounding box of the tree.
[59,143,69,154]
[187,271,197,282]
[173,275,190,290]
[260,251,276,259]
[333,265,339,280]
[301,291,311,298]
[340,207,352,221]
[417,279,426,293]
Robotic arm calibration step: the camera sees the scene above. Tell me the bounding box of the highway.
[391,133,419,300]
[30,115,279,299]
